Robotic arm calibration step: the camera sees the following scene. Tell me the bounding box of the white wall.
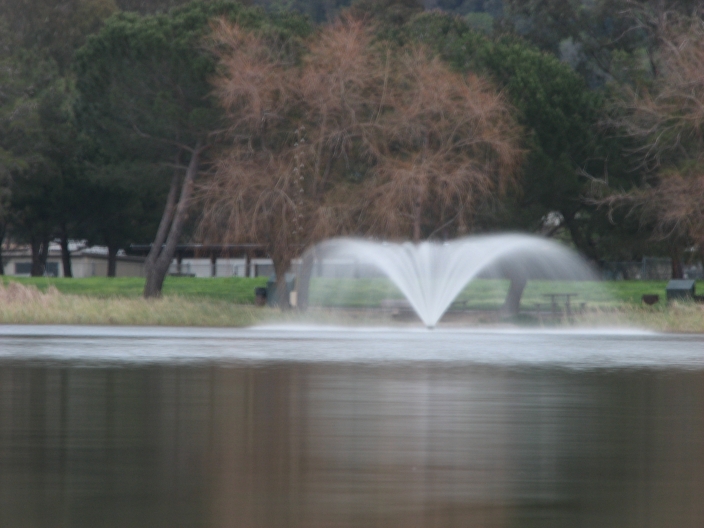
[4,255,145,278]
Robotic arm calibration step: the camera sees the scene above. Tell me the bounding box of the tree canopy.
[600,12,704,271]
[1,0,697,282]
[74,0,311,292]
[397,11,645,260]
[198,18,521,299]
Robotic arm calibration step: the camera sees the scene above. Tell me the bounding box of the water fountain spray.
[296,234,597,328]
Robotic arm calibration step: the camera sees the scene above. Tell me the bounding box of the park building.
[4,240,700,282]
[1,242,278,279]
[2,245,146,278]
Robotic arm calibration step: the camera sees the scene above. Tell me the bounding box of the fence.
[602,257,672,281]
[167,258,280,278]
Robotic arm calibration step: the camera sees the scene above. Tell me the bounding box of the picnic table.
[542,293,579,316]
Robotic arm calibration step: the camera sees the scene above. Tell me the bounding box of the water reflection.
[0,333,704,527]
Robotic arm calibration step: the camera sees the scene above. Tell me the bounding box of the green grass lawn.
[307,277,695,310]
[1,276,268,303]
[0,275,693,310]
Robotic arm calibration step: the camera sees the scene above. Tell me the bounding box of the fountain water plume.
[296,234,598,328]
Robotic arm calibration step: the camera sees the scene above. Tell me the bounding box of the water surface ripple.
[0,326,703,528]
[0,324,700,369]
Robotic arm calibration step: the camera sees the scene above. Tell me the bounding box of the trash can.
[266,276,278,307]
[254,287,267,306]
[666,279,695,302]
[641,294,659,306]
[266,273,297,307]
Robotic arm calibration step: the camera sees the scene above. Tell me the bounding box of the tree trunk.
[501,276,527,317]
[30,238,42,276]
[272,253,291,309]
[145,171,181,262]
[60,230,72,278]
[296,247,315,311]
[144,143,202,298]
[671,252,684,279]
[30,235,50,276]
[413,200,422,243]
[107,244,118,277]
[0,225,5,275]
[39,235,50,275]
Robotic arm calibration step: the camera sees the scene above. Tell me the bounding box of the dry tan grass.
[574,303,704,333]
[0,283,271,327]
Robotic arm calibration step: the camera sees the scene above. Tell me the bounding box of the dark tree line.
[0,0,699,292]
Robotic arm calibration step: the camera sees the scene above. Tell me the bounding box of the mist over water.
[301,235,599,327]
[1,327,704,528]
[0,325,698,369]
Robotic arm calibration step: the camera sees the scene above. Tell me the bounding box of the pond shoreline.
[0,281,702,333]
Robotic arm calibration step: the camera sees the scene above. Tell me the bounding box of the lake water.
[1,325,703,528]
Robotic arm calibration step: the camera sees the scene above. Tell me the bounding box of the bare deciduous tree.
[604,12,704,267]
[363,48,521,241]
[198,18,521,303]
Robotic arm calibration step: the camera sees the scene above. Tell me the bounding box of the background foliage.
[0,0,701,280]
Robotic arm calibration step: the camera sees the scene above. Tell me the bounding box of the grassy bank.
[0,282,272,326]
[1,276,691,308]
[1,276,268,303]
[575,303,704,333]
[0,276,702,331]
